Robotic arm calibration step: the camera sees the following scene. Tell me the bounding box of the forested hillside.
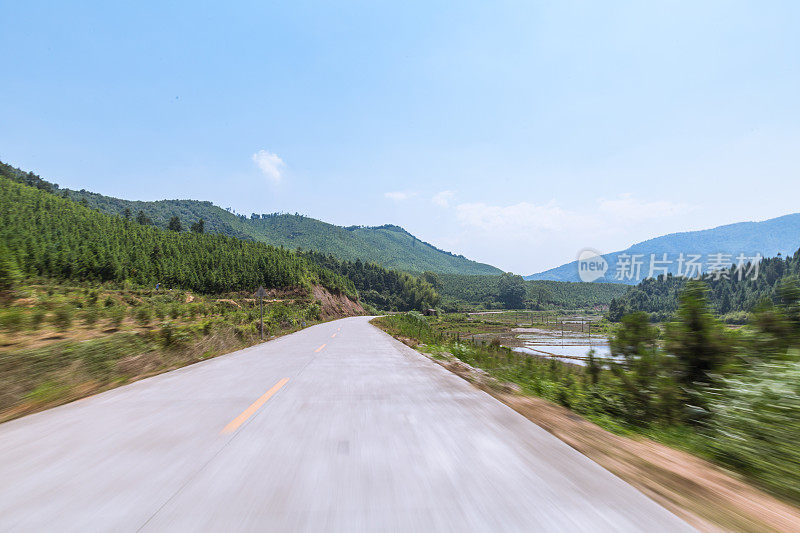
[302,251,439,311]
[437,273,629,311]
[0,161,500,275]
[608,251,800,321]
[0,174,439,311]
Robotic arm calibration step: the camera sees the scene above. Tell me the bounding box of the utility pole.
[256,285,266,340]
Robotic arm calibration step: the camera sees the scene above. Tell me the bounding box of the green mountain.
[527,214,800,284]
[0,163,441,311]
[47,184,499,276]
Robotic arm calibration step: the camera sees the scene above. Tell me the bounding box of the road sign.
[256,286,266,298]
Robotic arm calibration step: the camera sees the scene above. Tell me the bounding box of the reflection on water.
[509,327,612,367]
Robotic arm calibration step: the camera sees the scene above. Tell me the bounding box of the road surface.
[0,316,691,531]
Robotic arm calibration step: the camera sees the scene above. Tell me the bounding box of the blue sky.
[2,1,800,274]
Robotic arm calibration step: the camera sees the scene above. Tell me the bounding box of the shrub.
[305,302,322,321]
[51,306,74,331]
[31,309,46,330]
[160,322,175,347]
[82,308,100,327]
[108,306,126,329]
[87,291,99,307]
[134,307,152,326]
[0,308,26,332]
[706,357,800,502]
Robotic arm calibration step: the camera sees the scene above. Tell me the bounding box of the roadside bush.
[135,307,152,326]
[107,306,126,329]
[0,308,26,332]
[161,322,191,347]
[200,320,214,336]
[87,291,99,307]
[706,357,800,502]
[82,308,100,327]
[305,302,322,321]
[160,322,175,347]
[51,306,74,332]
[30,309,46,330]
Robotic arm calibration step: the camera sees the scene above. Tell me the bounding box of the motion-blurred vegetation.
[0,281,326,421]
[376,279,800,503]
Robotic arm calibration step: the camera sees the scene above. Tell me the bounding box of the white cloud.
[432,190,455,208]
[384,191,417,201]
[597,193,690,220]
[455,200,586,234]
[252,150,285,182]
[445,194,697,273]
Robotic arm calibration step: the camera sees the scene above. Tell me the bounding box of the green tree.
[585,348,600,385]
[168,216,182,232]
[0,246,22,297]
[497,272,526,309]
[665,281,731,391]
[610,311,665,424]
[136,211,152,225]
[190,218,205,233]
[421,271,442,290]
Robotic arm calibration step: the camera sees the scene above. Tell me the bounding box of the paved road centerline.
[314,343,327,352]
[220,378,289,435]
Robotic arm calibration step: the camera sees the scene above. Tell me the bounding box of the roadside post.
[256,285,266,340]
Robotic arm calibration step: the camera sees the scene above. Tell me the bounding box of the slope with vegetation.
[0,281,342,422]
[0,160,500,275]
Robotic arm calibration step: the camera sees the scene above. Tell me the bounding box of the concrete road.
[0,316,691,532]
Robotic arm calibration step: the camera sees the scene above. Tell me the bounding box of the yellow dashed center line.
[315,343,327,352]
[220,378,289,434]
[331,332,337,338]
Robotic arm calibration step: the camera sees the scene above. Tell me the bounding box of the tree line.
[608,251,800,322]
[437,273,628,311]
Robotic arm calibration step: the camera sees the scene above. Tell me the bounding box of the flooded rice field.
[464,313,616,367]
[510,327,611,366]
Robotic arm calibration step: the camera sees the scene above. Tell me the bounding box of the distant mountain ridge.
[0,160,501,276]
[526,214,800,284]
